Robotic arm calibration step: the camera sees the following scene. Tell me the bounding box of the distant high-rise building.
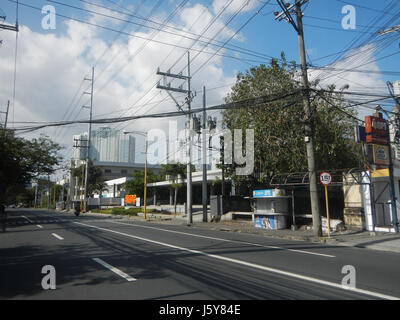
[72,127,135,163]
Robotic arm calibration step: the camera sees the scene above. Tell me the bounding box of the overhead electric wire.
[76,0,281,63]
[12,89,303,133]
[13,88,398,134]
[122,0,270,130]
[311,0,400,82]
[110,0,241,132]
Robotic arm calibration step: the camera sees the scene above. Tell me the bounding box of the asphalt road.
[1,208,399,300]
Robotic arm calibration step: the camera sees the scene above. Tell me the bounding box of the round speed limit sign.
[319,172,332,185]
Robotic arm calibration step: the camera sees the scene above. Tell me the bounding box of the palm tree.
[161,163,186,215]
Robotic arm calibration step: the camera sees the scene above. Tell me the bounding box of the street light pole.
[124,131,148,220]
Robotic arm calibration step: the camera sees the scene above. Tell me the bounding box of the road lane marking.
[92,258,136,282]
[21,215,34,223]
[74,221,399,300]
[107,220,335,258]
[36,225,43,229]
[51,233,64,240]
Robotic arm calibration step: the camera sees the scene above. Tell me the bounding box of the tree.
[71,160,106,197]
[0,132,62,207]
[161,163,186,214]
[222,54,361,195]
[124,169,159,200]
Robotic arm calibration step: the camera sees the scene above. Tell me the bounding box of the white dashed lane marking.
[92,258,136,282]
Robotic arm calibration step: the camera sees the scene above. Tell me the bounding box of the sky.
[0,0,399,179]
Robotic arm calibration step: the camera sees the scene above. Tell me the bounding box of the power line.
[12,89,303,133]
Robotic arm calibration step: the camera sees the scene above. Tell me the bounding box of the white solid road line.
[92,258,136,282]
[108,220,335,258]
[74,221,399,300]
[51,233,64,240]
[21,215,34,223]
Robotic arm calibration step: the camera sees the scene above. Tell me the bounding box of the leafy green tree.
[0,132,62,207]
[222,54,360,195]
[71,160,106,197]
[161,163,186,214]
[124,169,159,200]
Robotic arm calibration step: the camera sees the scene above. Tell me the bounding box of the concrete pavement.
[84,209,400,254]
[2,208,399,300]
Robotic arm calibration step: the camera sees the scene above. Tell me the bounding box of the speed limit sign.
[319,172,332,185]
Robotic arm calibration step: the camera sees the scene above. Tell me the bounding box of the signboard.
[319,172,332,185]
[365,116,387,136]
[253,189,285,198]
[355,125,366,143]
[124,194,136,205]
[366,135,388,145]
[372,144,390,166]
[371,168,389,178]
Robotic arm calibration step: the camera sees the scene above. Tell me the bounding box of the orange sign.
[365,116,387,136]
[125,194,136,205]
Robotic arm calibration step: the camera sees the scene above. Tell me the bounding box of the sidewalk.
[81,210,400,255]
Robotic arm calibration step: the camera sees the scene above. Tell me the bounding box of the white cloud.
[212,0,259,16]
[0,3,241,175]
[308,44,388,119]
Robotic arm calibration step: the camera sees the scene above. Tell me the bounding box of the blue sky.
[2,0,398,77]
[0,0,399,171]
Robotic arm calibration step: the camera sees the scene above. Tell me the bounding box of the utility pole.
[378,26,400,233]
[157,52,194,224]
[202,86,208,222]
[83,67,94,212]
[47,175,51,210]
[274,0,322,236]
[376,106,399,233]
[34,182,38,208]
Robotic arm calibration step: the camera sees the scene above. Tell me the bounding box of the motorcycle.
[74,206,81,216]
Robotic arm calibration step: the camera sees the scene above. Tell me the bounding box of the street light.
[124,131,148,220]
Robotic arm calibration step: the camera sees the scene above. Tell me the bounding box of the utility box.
[253,189,290,230]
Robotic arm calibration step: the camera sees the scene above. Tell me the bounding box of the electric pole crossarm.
[156,68,190,80]
[156,84,190,94]
[0,24,18,32]
[378,25,400,35]
[275,0,298,32]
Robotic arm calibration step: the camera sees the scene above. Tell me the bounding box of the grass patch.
[91,207,155,216]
